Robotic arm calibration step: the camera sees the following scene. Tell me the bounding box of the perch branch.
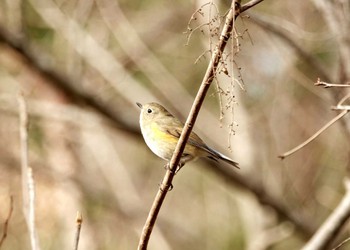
[138,1,243,249]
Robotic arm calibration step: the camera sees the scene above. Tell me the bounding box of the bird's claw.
[164,163,184,175]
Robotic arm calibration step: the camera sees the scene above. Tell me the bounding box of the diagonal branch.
[302,179,350,250]
[241,0,264,12]
[73,211,83,250]
[279,110,349,159]
[18,94,41,250]
[137,0,265,248]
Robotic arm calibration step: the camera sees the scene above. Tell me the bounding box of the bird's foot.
[164,163,184,175]
[175,163,185,174]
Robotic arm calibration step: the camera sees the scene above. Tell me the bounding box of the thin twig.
[74,211,83,250]
[332,106,350,111]
[0,196,14,248]
[18,94,41,250]
[279,110,349,159]
[184,2,214,46]
[137,1,242,249]
[302,178,350,250]
[241,0,265,12]
[315,78,350,88]
[332,237,350,250]
[337,93,350,106]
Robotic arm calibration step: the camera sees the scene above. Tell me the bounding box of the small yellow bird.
[137,102,239,172]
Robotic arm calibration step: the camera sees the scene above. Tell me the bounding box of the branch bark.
[137,0,266,248]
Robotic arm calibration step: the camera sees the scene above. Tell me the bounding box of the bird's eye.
[147,108,153,114]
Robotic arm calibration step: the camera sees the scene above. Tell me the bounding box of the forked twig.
[315,78,350,88]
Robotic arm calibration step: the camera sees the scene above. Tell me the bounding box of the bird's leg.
[175,154,193,173]
[175,163,185,174]
[163,162,184,175]
[164,154,193,174]
[164,162,176,174]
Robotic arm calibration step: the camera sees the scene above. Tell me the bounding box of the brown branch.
[0,8,315,239]
[315,78,350,88]
[279,110,349,159]
[302,178,350,250]
[74,211,83,250]
[137,1,244,249]
[1,0,317,242]
[332,237,350,250]
[0,196,14,248]
[241,0,265,12]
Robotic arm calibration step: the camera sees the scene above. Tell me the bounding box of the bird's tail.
[207,147,240,169]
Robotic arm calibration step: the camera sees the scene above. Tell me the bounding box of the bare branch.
[315,78,350,88]
[332,237,350,250]
[332,106,350,111]
[18,94,41,250]
[279,110,349,159]
[241,0,265,12]
[302,179,350,250]
[74,211,83,250]
[138,1,244,249]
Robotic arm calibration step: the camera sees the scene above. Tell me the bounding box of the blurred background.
[0,0,349,249]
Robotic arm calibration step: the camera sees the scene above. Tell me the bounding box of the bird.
[137,102,239,172]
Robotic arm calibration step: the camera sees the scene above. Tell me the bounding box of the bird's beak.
[136,102,142,109]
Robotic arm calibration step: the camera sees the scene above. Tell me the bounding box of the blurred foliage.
[0,0,349,250]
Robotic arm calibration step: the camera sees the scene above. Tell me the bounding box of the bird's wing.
[166,127,210,152]
[155,116,211,153]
